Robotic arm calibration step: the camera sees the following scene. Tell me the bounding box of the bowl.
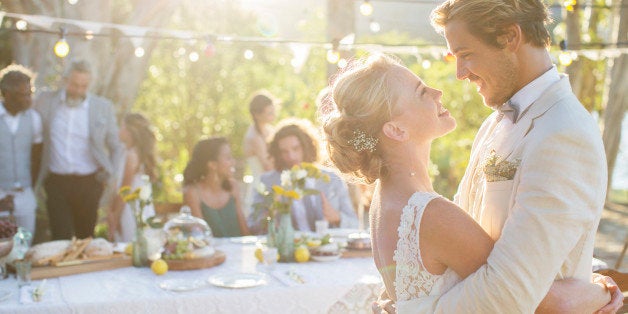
[347,232,371,250]
[0,238,13,259]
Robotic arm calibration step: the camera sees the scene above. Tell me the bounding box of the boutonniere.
[482,150,520,182]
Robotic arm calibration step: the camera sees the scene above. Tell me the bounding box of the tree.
[1,0,179,111]
[602,0,628,198]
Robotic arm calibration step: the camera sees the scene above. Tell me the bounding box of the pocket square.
[482,150,520,182]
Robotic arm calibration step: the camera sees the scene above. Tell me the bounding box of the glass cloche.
[162,206,215,260]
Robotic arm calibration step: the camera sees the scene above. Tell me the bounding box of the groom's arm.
[417,123,607,312]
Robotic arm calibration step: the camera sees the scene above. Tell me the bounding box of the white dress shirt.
[489,66,561,156]
[49,95,99,175]
[0,104,43,143]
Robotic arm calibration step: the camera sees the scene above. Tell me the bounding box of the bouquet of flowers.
[254,162,330,218]
[118,175,153,229]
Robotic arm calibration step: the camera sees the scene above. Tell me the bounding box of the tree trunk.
[602,0,628,197]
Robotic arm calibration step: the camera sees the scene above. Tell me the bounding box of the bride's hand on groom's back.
[592,273,624,314]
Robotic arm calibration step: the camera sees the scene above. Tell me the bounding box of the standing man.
[35,60,122,240]
[394,0,621,312]
[248,118,358,234]
[0,64,42,239]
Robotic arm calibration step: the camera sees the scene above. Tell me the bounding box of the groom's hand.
[592,273,624,314]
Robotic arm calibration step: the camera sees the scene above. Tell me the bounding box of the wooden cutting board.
[30,253,132,280]
[166,250,226,270]
[342,248,372,259]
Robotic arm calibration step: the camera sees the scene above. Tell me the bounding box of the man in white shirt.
[35,60,122,240]
[0,64,42,239]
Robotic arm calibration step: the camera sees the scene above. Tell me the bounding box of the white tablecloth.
[0,237,382,313]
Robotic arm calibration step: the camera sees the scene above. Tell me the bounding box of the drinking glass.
[15,259,31,287]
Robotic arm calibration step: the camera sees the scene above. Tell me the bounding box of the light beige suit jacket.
[409,75,607,313]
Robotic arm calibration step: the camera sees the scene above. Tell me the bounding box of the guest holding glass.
[107,113,157,242]
[242,91,278,217]
[183,137,250,237]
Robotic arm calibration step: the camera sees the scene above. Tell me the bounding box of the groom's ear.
[382,121,408,142]
[500,24,522,51]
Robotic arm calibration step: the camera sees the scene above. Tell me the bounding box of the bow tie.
[497,101,519,123]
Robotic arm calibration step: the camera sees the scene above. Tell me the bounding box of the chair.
[154,202,183,216]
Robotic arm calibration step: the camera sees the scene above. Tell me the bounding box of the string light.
[188,51,199,62]
[68,0,79,4]
[244,49,254,60]
[134,47,145,58]
[369,20,381,33]
[421,59,431,69]
[53,28,70,58]
[360,1,374,16]
[15,20,28,31]
[84,30,94,40]
[338,58,348,68]
[326,49,340,64]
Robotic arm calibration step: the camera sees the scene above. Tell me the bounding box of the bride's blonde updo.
[323,54,401,184]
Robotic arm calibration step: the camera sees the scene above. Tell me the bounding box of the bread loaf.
[84,238,114,257]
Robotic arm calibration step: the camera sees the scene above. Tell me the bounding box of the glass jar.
[162,206,215,260]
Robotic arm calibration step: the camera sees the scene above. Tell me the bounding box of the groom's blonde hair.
[431,0,552,48]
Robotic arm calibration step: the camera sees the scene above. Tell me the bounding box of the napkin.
[19,280,49,304]
[269,269,308,287]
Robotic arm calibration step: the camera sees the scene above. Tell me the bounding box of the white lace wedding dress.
[394,191,461,313]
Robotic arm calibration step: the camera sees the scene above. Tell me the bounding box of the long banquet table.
[0,233,382,313]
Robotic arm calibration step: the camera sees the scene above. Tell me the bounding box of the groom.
[374,0,623,312]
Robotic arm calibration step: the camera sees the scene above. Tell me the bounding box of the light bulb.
[15,20,28,31]
[422,60,432,69]
[68,0,78,4]
[85,30,94,40]
[189,51,199,62]
[244,49,254,60]
[360,1,374,16]
[369,21,381,33]
[54,38,70,58]
[326,50,340,64]
[134,47,145,58]
[337,58,348,68]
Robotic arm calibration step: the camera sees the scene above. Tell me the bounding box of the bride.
[322,54,615,313]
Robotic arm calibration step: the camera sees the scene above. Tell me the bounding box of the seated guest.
[183,137,249,237]
[107,113,157,242]
[248,118,358,234]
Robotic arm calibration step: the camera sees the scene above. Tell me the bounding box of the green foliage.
[134,2,327,202]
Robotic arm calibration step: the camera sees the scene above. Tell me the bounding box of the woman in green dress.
[183,137,250,237]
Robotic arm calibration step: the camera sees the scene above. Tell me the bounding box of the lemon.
[294,245,310,263]
[124,243,133,255]
[254,248,264,262]
[306,239,321,248]
[151,259,168,275]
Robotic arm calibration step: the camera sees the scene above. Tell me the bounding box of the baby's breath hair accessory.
[348,129,378,153]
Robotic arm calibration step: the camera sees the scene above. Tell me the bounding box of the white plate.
[159,279,207,292]
[0,289,11,302]
[229,236,259,244]
[310,254,341,262]
[208,272,267,289]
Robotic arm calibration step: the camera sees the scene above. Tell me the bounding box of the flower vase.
[275,213,294,262]
[132,226,149,267]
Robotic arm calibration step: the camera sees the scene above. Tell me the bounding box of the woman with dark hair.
[242,91,277,216]
[183,137,249,237]
[108,113,157,242]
